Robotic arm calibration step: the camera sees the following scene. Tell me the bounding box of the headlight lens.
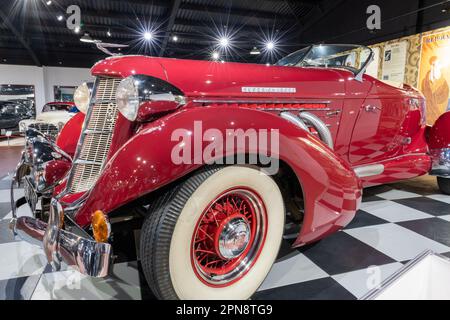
[116,76,140,121]
[74,82,91,114]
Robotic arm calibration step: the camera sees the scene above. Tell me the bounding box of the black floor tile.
[345,210,388,230]
[300,232,395,275]
[398,218,450,247]
[394,198,450,216]
[253,277,355,300]
[362,195,384,202]
[363,185,394,197]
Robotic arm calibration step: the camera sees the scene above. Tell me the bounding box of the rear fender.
[428,111,450,177]
[74,107,361,246]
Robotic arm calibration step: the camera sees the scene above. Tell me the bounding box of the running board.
[354,164,385,178]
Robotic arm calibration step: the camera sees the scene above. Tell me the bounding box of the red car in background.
[10,44,450,300]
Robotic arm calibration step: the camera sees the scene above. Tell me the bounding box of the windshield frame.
[275,44,374,81]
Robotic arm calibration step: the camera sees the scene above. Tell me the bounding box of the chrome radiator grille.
[67,77,122,194]
[29,123,59,138]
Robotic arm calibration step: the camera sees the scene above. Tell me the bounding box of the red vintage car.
[10,44,450,300]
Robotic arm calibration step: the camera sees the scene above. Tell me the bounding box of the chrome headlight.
[116,76,140,121]
[74,82,91,114]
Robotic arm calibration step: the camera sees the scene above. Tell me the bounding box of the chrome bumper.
[10,178,111,277]
[430,148,450,177]
[10,199,111,277]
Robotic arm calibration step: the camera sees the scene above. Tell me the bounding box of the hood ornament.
[80,33,129,56]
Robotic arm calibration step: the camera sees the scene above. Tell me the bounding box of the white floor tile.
[332,262,403,299]
[0,241,47,281]
[376,190,422,200]
[438,215,450,222]
[427,194,450,204]
[2,200,32,220]
[360,200,433,222]
[31,262,142,300]
[0,189,24,204]
[345,223,450,262]
[258,252,328,291]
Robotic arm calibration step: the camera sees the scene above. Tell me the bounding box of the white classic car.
[19,101,78,138]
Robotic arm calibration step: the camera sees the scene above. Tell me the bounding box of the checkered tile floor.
[0,173,449,300]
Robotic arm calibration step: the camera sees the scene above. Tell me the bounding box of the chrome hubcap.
[218,217,250,259]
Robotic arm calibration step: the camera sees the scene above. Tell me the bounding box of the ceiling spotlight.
[107,30,112,37]
[212,52,220,60]
[74,26,80,34]
[57,15,63,21]
[266,41,275,50]
[265,63,271,66]
[144,32,153,41]
[172,35,178,42]
[250,47,261,55]
[80,33,94,43]
[219,37,229,48]
[46,0,52,5]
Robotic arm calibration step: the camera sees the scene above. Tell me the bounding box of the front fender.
[56,112,85,158]
[74,107,361,246]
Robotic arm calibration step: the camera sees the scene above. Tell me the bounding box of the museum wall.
[0,64,92,113]
[43,66,93,105]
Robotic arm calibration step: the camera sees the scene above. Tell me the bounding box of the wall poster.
[361,46,380,78]
[418,29,450,124]
[381,41,408,83]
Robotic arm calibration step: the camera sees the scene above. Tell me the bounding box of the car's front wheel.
[140,165,285,300]
[437,177,450,195]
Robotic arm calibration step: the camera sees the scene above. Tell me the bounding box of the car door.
[349,78,410,165]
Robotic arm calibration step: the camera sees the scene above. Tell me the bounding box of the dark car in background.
[0,101,34,134]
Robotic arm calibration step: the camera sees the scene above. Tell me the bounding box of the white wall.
[0,65,46,112]
[0,64,94,114]
[43,66,93,104]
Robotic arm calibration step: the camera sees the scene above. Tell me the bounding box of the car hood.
[91,55,348,100]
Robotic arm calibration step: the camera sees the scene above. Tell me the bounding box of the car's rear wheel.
[437,177,450,195]
[140,165,285,300]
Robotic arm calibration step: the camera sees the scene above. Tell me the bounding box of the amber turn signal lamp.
[91,210,110,243]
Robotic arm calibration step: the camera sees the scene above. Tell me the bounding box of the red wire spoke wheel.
[140,166,285,299]
[191,188,267,286]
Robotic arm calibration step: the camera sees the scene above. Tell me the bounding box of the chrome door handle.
[364,105,379,113]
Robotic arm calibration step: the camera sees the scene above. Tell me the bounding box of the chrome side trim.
[354,164,385,178]
[280,112,309,131]
[429,148,450,177]
[193,99,332,105]
[298,111,334,150]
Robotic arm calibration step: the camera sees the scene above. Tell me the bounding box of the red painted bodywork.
[56,112,85,157]
[52,55,442,247]
[428,112,450,149]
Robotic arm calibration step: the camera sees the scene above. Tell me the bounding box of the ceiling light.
[57,15,63,21]
[219,37,229,48]
[107,30,112,37]
[144,32,153,41]
[80,33,94,43]
[74,26,80,34]
[266,41,275,50]
[172,35,178,42]
[212,52,220,60]
[250,47,261,55]
[46,0,52,5]
[265,63,271,66]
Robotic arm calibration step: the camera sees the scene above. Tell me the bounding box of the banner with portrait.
[418,29,450,124]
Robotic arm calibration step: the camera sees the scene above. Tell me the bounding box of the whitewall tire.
[140,165,285,300]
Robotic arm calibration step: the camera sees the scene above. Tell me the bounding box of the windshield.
[276,44,373,74]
